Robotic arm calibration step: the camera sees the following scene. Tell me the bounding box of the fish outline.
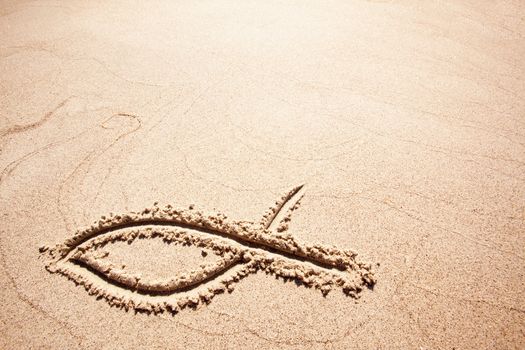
[40,184,376,313]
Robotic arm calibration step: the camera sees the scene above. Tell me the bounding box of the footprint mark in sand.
[40,185,376,314]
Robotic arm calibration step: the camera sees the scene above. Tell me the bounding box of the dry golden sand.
[1,0,524,349]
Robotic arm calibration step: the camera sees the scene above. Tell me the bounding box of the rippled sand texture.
[1,0,524,349]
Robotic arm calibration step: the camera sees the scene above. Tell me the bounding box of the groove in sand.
[40,185,376,314]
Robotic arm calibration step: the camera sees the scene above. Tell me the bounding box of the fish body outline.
[40,184,376,313]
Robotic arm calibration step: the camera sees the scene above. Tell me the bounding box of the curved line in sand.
[54,218,348,272]
[40,185,376,313]
[71,253,243,295]
[50,224,249,296]
[52,256,256,313]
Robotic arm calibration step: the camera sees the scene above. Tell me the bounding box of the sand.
[1,0,524,349]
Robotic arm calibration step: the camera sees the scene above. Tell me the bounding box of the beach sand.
[1,0,524,348]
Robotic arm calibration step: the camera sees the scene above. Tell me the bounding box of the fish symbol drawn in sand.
[40,185,376,313]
